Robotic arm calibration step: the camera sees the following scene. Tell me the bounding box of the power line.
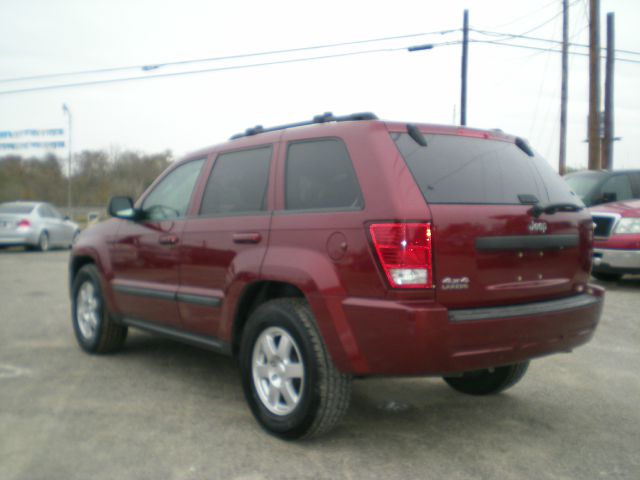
[480,0,560,30]
[515,6,566,36]
[528,5,562,143]
[471,39,640,64]
[471,0,639,57]
[472,28,640,56]
[2,23,638,98]
[475,0,581,44]
[0,29,459,85]
[473,29,586,47]
[0,41,461,96]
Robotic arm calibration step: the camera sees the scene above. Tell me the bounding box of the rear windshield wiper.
[406,123,427,147]
[529,202,583,218]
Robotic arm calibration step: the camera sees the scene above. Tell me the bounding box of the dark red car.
[590,199,640,281]
[69,113,603,439]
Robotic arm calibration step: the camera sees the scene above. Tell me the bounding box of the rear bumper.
[0,229,38,247]
[593,247,640,274]
[334,287,604,376]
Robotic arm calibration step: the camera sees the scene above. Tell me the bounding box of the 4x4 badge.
[528,220,548,234]
[442,277,470,290]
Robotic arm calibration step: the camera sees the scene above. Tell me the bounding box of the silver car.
[0,201,80,251]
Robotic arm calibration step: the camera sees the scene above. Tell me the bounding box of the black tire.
[37,231,49,252]
[592,272,623,282]
[71,264,127,354]
[443,361,529,396]
[239,298,351,440]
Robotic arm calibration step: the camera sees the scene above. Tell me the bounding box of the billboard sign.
[0,128,65,151]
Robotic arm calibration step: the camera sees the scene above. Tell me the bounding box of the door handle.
[159,234,179,245]
[232,232,262,244]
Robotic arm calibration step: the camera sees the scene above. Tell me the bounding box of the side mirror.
[108,196,139,220]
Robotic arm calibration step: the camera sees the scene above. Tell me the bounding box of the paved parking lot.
[1,249,639,480]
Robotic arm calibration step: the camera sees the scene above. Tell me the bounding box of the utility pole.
[602,12,615,170]
[63,104,72,216]
[588,0,601,170]
[460,9,469,126]
[559,0,569,175]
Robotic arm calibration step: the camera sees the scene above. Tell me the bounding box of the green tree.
[0,149,172,206]
[0,154,65,203]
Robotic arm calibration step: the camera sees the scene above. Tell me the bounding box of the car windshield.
[0,204,35,214]
[564,174,602,202]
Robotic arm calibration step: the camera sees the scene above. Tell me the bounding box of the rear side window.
[39,205,56,218]
[200,146,272,215]
[392,133,577,205]
[45,204,63,219]
[285,139,363,210]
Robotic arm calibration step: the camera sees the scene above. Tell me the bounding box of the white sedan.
[0,201,80,251]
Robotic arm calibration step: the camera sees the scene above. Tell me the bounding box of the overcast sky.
[1,0,639,171]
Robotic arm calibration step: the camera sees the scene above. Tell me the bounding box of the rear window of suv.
[392,133,578,205]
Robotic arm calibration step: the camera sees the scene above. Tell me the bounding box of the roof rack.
[229,112,378,140]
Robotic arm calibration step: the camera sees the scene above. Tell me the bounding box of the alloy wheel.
[251,326,305,416]
[76,281,99,341]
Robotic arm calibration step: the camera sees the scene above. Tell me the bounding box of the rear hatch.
[391,128,591,309]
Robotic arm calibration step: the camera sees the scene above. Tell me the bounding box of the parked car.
[564,169,640,207]
[0,201,80,251]
[589,199,640,281]
[69,112,604,439]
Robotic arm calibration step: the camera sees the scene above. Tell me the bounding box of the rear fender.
[252,246,367,373]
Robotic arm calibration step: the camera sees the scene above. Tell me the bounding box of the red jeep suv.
[69,113,603,439]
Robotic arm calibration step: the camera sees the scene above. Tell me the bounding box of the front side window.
[599,175,633,203]
[200,146,272,215]
[285,139,363,211]
[142,159,205,220]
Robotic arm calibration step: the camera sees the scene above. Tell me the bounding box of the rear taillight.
[17,219,31,228]
[369,222,433,289]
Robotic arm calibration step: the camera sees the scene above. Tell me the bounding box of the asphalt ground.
[1,249,639,480]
